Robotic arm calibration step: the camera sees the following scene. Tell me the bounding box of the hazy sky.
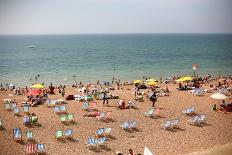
[0,0,232,34]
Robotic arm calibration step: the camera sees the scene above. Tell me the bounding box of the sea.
[0,34,232,87]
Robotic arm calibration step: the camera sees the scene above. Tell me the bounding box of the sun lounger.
[25,130,33,141]
[188,115,199,125]
[13,128,22,141]
[82,102,89,111]
[4,102,11,111]
[36,144,45,154]
[55,129,63,140]
[25,143,36,154]
[23,116,31,126]
[144,108,154,117]
[14,108,20,116]
[182,106,195,115]
[161,120,172,130]
[64,129,73,138]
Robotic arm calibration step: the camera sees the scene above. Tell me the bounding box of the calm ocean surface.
[0,34,232,87]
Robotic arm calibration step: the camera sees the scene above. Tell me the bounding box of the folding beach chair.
[96,112,106,121]
[59,105,67,114]
[36,143,45,154]
[129,120,136,129]
[86,137,97,148]
[182,106,195,115]
[60,115,67,124]
[31,115,38,125]
[188,115,199,125]
[171,118,180,129]
[54,106,60,114]
[25,143,36,154]
[25,130,33,141]
[120,121,130,130]
[4,102,11,111]
[23,116,31,126]
[196,114,206,125]
[67,113,74,123]
[13,128,22,141]
[96,137,107,147]
[64,129,73,139]
[81,102,89,111]
[11,102,17,110]
[23,105,30,113]
[14,107,20,116]
[127,100,136,108]
[96,128,105,137]
[161,120,172,130]
[55,129,63,140]
[144,108,154,117]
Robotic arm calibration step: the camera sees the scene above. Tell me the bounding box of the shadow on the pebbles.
[0,127,6,131]
[67,137,79,143]
[17,140,26,145]
[124,128,141,133]
[196,123,211,128]
[106,135,116,140]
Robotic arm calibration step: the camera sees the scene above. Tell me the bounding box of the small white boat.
[27,46,35,48]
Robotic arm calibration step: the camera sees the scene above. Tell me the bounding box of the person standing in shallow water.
[103,91,109,106]
[61,88,65,98]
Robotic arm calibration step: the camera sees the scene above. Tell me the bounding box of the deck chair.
[25,143,36,154]
[129,120,136,129]
[23,116,31,126]
[23,105,30,113]
[104,127,112,135]
[36,144,45,154]
[60,115,67,124]
[81,102,89,111]
[13,128,22,141]
[104,111,112,121]
[182,106,195,115]
[171,118,179,129]
[46,99,56,107]
[54,106,60,114]
[96,128,105,137]
[120,121,130,130]
[14,108,20,116]
[67,113,74,123]
[55,129,63,140]
[127,100,136,108]
[144,108,154,117]
[0,119,3,129]
[4,102,11,111]
[59,106,67,114]
[11,102,17,110]
[64,129,73,138]
[31,115,38,125]
[86,137,97,148]
[196,114,206,125]
[188,115,199,125]
[96,112,105,121]
[25,130,33,141]
[96,137,107,147]
[161,120,172,130]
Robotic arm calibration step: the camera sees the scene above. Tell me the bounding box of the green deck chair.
[25,130,33,141]
[55,129,63,140]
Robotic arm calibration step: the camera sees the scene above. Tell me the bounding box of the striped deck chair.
[144,108,154,117]
[60,115,67,124]
[161,120,172,130]
[64,129,73,138]
[36,144,45,154]
[120,121,130,130]
[25,143,36,154]
[129,120,136,129]
[86,137,97,148]
[82,102,89,111]
[104,127,112,135]
[171,118,180,129]
[55,129,63,140]
[11,102,17,110]
[31,115,38,125]
[54,106,60,114]
[14,107,20,116]
[4,102,11,111]
[23,105,30,113]
[67,113,74,123]
[96,112,105,121]
[196,114,206,125]
[96,137,107,147]
[25,130,33,141]
[23,116,31,126]
[182,106,195,115]
[96,128,105,137]
[13,128,22,141]
[59,106,67,114]
[188,115,199,125]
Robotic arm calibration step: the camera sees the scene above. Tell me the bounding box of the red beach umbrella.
[27,89,41,96]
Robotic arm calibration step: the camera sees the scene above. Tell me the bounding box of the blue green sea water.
[0,34,232,87]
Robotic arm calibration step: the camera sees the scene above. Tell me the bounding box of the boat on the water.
[27,46,35,48]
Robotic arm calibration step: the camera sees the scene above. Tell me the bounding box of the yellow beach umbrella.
[30,83,45,89]
[146,81,158,86]
[146,78,158,82]
[133,80,142,84]
[176,76,193,82]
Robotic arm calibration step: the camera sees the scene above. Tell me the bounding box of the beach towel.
[144,146,154,155]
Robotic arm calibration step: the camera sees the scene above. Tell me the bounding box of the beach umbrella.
[176,76,193,82]
[210,93,228,100]
[146,78,158,82]
[30,83,45,89]
[27,89,41,96]
[133,80,142,84]
[146,81,158,86]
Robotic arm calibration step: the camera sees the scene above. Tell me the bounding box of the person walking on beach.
[61,88,65,98]
[150,92,157,107]
[103,91,109,106]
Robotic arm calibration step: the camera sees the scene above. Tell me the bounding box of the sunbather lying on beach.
[83,111,100,117]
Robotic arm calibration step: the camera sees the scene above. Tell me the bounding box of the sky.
[0,0,232,34]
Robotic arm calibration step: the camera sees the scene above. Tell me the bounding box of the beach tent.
[146,79,158,82]
[133,80,142,84]
[210,93,227,100]
[144,146,154,155]
[176,76,193,82]
[30,84,45,89]
[27,89,41,96]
